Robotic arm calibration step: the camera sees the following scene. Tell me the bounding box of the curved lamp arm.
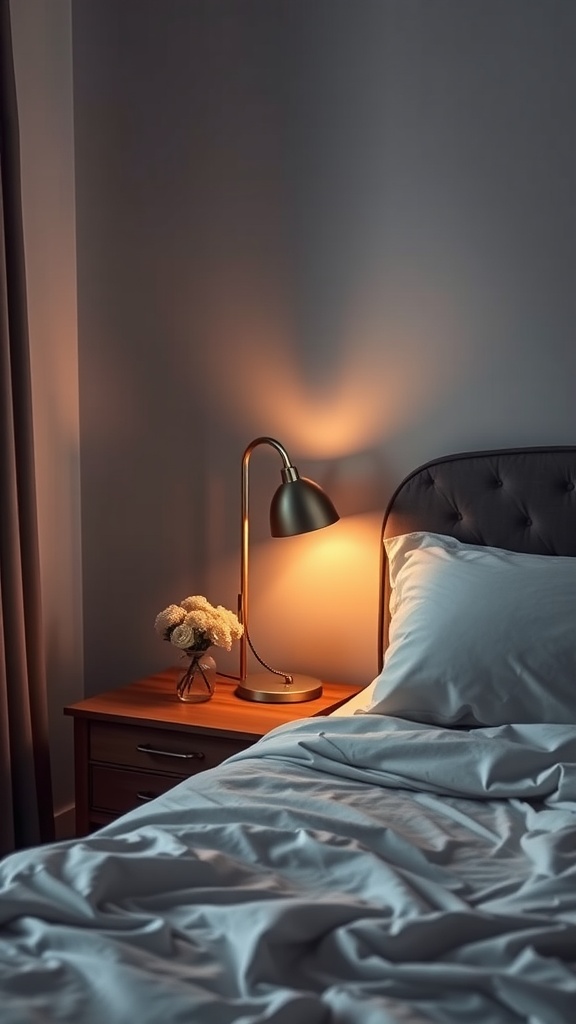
[239,437,339,685]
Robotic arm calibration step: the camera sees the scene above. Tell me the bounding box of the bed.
[1,445,576,1023]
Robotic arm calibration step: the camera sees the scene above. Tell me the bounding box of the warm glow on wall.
[210,512,382,688]
[191,272,469,458]
[248,513,383,686]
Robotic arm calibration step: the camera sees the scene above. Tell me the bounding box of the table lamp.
[236,436,339,703]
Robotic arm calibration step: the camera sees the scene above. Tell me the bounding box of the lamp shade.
[270,472,339,537]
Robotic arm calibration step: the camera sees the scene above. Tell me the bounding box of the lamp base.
[235,672,323,704]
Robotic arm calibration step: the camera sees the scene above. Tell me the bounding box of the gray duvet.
[1,714,575,1022]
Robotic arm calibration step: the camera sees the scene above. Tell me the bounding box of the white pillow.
[367,532,576,726]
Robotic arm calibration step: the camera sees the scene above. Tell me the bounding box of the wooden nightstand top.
[64,669,364,742]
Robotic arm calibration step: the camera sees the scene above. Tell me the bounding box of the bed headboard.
[378,445,576,668]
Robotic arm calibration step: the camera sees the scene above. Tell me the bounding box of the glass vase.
[176,650,216,703]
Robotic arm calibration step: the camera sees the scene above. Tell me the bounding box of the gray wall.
[17,1,576,810]
[73,0,575,699]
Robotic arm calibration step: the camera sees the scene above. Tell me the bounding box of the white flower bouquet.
[154,595,243,655]
[155,595,243,702]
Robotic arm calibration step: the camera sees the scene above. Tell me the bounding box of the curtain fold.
[0,0,54,854]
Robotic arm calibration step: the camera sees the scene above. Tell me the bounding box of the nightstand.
[64,668,362,836]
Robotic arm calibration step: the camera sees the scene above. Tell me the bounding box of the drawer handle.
[136,743,205,761]
[136,791,157,802]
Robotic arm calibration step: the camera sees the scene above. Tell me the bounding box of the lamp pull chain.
[238,589,294,685]
[245,624,294,685]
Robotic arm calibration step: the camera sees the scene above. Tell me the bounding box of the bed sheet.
[1,714,576,1023]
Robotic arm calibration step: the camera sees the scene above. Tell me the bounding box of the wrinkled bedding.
[1,714,576,1023]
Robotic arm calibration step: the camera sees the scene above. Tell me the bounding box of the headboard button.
[567,482,575,492]
[525,517,533,527]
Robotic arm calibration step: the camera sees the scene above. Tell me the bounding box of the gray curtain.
[0,0,54,854]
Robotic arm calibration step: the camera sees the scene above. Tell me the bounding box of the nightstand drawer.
[91,766,180,815]
[89,721,247,775]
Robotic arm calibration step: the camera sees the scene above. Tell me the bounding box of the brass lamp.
[236,436,339,703]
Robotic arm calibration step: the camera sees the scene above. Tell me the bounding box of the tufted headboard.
[378,446,576,669]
